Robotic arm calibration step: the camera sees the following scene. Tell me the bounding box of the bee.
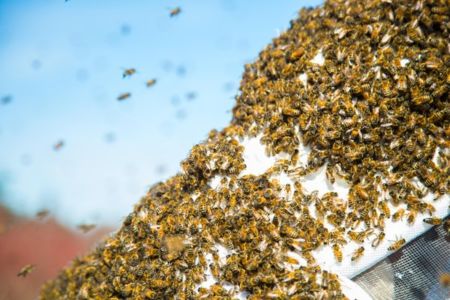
[164,235,186,255]
[326,164,336,184]
[169,7,181,17]
[36,209,50,219]
[290,47,305,60]
[440,273,450,288]
[332,244,343,262]
[1,94,12,105]
[117,92,131,101]
[406,211,416,224]
[412,94,432,106]
[371,231,385,247]
[284,255,299,265]
[77,224,96,233]
[17,264,35,277]
[444,219,450,236]
[423,217,442,226]
[388,237,405,251]
[392,208,405,222]
[122,68,136,78]
[146,79,157,88]
[379,201,391,218]
[351,246,365,261]
[53,140,64,151]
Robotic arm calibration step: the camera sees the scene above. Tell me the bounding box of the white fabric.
[238,135,448,298]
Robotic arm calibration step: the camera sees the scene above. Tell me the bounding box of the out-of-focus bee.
[388,237,405,251]
[53,140,64,151]
[1,94,12,105]
[122,68,136,78]
[77,224,96,233]
[169,7,181,17]
[117,92,131,101]
[440,273,450,288]
[444,219,450,236]
[423,217,442,226]
[371,231,385,247]
[17,264,35,277]
[351,246,365,261]
[36,209,50,219]
[332,244,342,262]
[146,79,157,88]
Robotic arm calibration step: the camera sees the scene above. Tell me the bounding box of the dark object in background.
[1,95,12,105]
[53,140,64,151]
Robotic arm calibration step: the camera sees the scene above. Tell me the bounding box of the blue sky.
[0,0,322,227]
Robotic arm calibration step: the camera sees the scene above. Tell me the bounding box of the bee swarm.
[41,0,449,299]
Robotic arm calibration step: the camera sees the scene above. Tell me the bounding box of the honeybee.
[444,219,450,236]
[77,224,96,233]
[388,237,405,251]
[284,255,299,265]
[392,208,405,222]
[122,68,136,78]
[423,217,442,226]
[17,264,35,277]
[406,211,416,224]
[326,164,336,184]
[440,273,450,288]
[169,7,181,17]
[379,201,391,218]
[351,246,365,261]
[146,79,157,87]
[1,94,12,105]
[117,92,131,101]
[332,244,343,262]
[53,140,64,151]
[371,232,385,247]
[36,209,50,219]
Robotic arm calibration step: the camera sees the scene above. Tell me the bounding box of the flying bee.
[122,68,136,78]
[169,7,181,17]
[17,264,35,277]
[351,246,364,261]
[388,237,405,251]
[371,231,385,247]
[36,209,50,219]
[146,79,157,88]
[53,140,64,151]
[1,94,12,105]
[117,92,131,101]
[423,217,442,226]
[77,223,96,233]
[332,244,343,263]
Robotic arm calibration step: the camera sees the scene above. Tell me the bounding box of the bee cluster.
[41,0,448,299]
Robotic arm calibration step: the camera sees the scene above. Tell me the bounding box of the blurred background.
[0,0,321,298]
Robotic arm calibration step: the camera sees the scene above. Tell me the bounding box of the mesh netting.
[353,216,450,300]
